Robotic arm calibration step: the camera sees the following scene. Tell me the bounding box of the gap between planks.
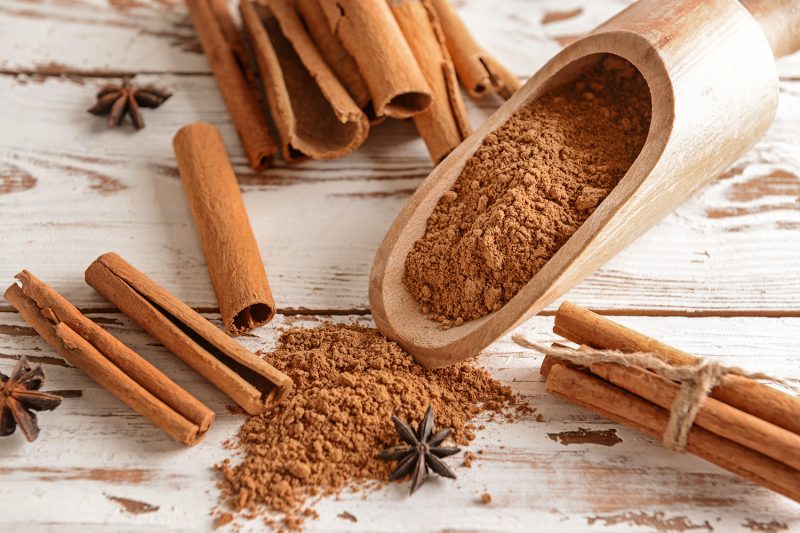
[1,67,797,83]
[1,305,800,319]
[0,305,372,316]
[0,68,211,79]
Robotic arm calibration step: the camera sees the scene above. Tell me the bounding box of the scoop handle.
[741,0,800,58]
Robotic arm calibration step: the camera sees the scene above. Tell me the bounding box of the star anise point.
[1,357,63,442]
[379,405,461,495]
[88,79,171,130]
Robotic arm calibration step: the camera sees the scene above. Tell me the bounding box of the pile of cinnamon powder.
[216,323,518,530]
[405,56,652,325]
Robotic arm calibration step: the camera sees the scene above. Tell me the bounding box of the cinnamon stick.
[185,0,276,170]
[85,252,293,415]
[317,0,432,119]
[240,0,369,162]
[545,363,800,503]
[588,360,800,471]
[4,272,214,446]
[174,122,275,335]
[553,301,800,436]
[208,0,256,87]
[429,0,521,99]
[390,0,471,163]
[295,0,371,113]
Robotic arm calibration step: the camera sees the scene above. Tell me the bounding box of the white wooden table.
[1,0,799,531]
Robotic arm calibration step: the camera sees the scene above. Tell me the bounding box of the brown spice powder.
[404,56,651,325]
[216,323,517,529]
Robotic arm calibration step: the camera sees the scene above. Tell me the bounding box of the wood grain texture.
[1,0,799,529]
[0,313,798,530]
[0,0,798,315]
[742,0,800,58]
[0,72,798,313]
[370,0,785,366]
[3,0,800,76]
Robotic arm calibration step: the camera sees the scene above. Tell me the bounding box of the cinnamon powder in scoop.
[216,323,520,530]
[404,56,651,326]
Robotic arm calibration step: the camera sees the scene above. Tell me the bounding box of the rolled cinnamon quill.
[4,272,214,446]
[295,0,371,114]
[240,0,369,161]
[316,0,432,119]
[85,253,293,415]
[174,122,275,335]
[185,0,276,169]
[544,363,800,503]
[553,301,800,436]
[390,0,471,163]
[588,359,800,471]
[207,0,256,87]
[430,0,521,99]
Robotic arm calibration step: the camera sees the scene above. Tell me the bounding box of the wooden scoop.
[370,0,800,368]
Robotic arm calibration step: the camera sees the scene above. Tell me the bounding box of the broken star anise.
[378,405,461,494]
[87,79,171,130]
[0,357,63,442]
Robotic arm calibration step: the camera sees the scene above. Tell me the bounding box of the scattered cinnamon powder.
[216,324,519,530]
[462,451,476,467]
[214,512,234,529]
[405,56,651,325]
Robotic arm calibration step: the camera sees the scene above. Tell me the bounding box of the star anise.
[0,358,63,442]
[87,79,171,130]
[378,405,461,494]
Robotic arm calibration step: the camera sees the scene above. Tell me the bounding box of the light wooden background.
[1,0,799,531]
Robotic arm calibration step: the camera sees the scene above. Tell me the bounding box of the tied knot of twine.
[512,334,798,453]
[664,360,725,452]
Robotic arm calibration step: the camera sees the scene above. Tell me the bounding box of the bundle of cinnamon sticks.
[186,0,522,166]
[534,302,800,503]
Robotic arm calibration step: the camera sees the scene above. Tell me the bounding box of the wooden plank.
[3,0,799,77]
[2,0,800,530]
[1,312,798,531]
[1,72,798,313]
[0,0,206,75]
[0,0,617,75]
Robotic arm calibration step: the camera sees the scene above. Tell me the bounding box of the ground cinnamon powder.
[404,56,651,325]
[216,323,518,529]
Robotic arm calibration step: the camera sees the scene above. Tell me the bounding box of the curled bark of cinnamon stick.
[185,0,276,170]
[588,359,800,471]
[295,0,371,113]
[545,363,800,503]
[553,301,800,436]
[208,0,256,87]
[240,0,369,161]
[174,122,275,335]
[85,252,292,415]
[317,0,432,119]
[430,0,521,99]
[4,272,214,446]
[390,0,471,163]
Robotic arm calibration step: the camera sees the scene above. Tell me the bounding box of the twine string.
[512,334,799,452]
